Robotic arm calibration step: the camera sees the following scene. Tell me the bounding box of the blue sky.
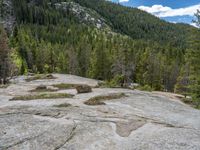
[111,0,200,26]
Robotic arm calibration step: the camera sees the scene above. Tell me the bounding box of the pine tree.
[175,64,190,97]
[0,26,12,84]
[193,10,200,27]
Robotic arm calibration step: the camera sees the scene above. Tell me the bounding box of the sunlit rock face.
[54,1,111,30]
[0,74,200,150]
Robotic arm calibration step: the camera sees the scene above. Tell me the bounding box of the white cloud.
[119,0,129,2]
[107,0,129,3]
[138,4,200,17]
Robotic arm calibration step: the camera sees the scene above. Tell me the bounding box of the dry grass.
[25,74,56,82]
[53,103,72,108]
[30,85,58,92]
[30,88,57,92]
[84,93,126,106]
[10,93,74,101]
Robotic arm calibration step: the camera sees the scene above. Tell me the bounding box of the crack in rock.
[71,117,146,137]
[54,121,77,150]
[1,126,53,149]
[78,113,198,137]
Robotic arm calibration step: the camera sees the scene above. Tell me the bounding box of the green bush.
[100,75,124,88]
[137,85,153,92]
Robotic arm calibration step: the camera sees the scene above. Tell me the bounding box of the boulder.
[76,85,92,94]
[36,85,47,90]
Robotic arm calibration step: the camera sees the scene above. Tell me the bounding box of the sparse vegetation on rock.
[84,93,126,105]
[25,74,56,82]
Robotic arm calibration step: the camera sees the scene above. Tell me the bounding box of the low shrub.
[99,75,130,88]
[137,85,153,92]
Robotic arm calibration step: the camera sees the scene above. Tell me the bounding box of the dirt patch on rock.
[84,93,126,105]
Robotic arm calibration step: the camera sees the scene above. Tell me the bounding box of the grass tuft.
[10,93,74,101]
[52,83,79,89]
[84,93,126,106]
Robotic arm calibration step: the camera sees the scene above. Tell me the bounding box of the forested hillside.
[0,0,200,106]
[74,0,194,48]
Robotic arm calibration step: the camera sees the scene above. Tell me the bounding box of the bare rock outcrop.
[0,74,200,150]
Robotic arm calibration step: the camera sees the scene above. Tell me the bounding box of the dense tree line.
[10,23,186,92]
[175,11,200,107]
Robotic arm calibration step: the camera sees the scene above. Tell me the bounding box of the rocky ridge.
[54,1,111,30]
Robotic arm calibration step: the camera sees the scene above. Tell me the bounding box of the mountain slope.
[74,0,196,48]
[0,0,199,92]
[2,0,196,47]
